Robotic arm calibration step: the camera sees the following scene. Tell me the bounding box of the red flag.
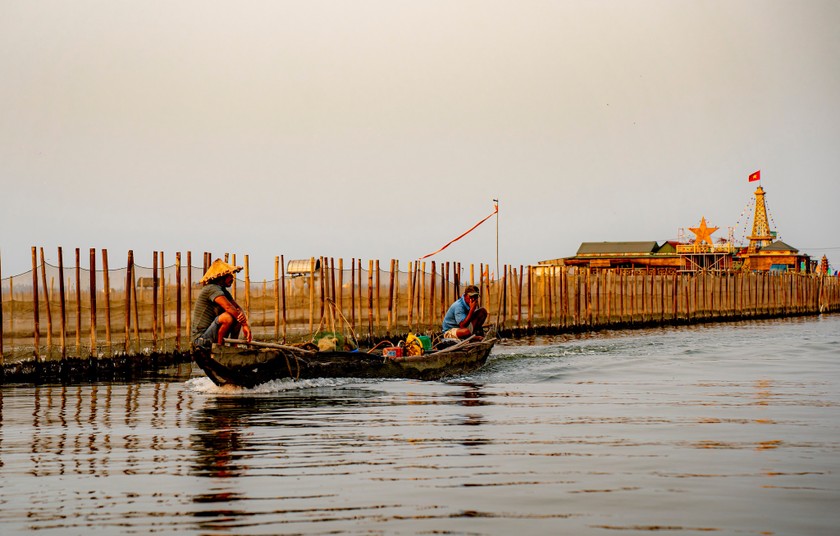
[748,170,760,182]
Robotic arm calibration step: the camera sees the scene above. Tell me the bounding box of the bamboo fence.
[1,247,839,364]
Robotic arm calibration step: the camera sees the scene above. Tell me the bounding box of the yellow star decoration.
[689,217,719,245]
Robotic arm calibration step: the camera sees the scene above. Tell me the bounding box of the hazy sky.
[2,0,839,279]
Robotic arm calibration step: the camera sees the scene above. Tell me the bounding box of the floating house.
[544,184,811,273]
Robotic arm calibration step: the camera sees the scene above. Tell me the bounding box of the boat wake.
[184,375,359,394]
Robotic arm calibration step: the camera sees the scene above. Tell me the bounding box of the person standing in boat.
[191,259,252,351]
[442,284,488,340]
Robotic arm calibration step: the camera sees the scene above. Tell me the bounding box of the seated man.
[191,259,252,351]
[442,285,488,340]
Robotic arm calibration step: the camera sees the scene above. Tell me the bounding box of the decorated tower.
[747,185,773,252]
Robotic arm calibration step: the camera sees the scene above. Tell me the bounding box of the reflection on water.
[0,316,838,535]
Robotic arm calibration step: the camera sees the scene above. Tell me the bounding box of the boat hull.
[193,338,496,388]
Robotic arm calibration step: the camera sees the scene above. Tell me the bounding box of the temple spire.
[747,185,773,252]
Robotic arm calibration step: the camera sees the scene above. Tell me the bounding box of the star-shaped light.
[689,217,718,245]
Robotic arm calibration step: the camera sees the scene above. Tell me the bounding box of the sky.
[2,0,839,280]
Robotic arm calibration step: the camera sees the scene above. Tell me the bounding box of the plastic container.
[416,335,432,352]
[383,347,403,358]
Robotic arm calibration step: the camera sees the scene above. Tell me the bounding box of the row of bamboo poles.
[2,247,839,363]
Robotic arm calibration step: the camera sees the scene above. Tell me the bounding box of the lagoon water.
[1,315,838,535]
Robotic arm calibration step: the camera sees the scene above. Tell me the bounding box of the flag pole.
[494,198,499,281]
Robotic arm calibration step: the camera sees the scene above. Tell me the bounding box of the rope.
[418,203,498,260]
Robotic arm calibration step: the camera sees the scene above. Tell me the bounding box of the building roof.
[576,241,660,256]
[761,240,799,253]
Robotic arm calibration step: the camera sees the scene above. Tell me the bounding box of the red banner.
[418,203,498,260]
[749,170,760,182]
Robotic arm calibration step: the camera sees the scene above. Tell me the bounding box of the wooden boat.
[192,336,497,388]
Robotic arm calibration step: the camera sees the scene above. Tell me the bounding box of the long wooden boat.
[192,336,496,388]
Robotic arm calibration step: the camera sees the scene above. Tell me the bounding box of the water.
[1,316,838,535]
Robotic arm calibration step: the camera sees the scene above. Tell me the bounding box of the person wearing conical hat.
[191,259,252,351]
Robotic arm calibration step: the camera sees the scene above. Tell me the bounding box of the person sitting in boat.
[442,285,487,340]
[191,259,252,351]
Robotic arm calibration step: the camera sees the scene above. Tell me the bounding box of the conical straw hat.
[200,259,243,284]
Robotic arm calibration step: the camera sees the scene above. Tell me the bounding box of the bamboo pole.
[560,266,567,328]
[231,254,237,301]
[131,254,139,347]
[39,247,53,357]
[74,249,81,354]
[660,272,666,323]
[330,257,337,303]
[574,267,580,327]
[394,260,400,333]
[503,264,509,329]
[420,261,427,328]
[308,257,315,337]
[585,268,592,326]
[125,250,133,353]
[387,259,395,337]
[357,258,363,332]
[245,255,251,318]
[455,262,461,297]
[444,262,450,314]
[8,275,13,351]
[375,259,381,334]
[494,266,505,330]
[406,261,414,329]
[274,256,280,341]
[337,257,343,322]
[590,270,592,325]
[516,266,523,329]
[262,279,267,329]
[102,249,112,354]
[527,265,533,329]
[319,256,325,320]
[0,253,3,363]
[152,252,158,350]
[57,247,66,359]
[672,271,678,321]
[368,259,374,341]
[440,262,447,321]
[350,258,356,331]
[186,251,192,340]
[89,248,97,357]
[430,261,436,329]
[281,254,287,343]
[31,247,40,359]
[160,251,165,350]
[176,252,182,351]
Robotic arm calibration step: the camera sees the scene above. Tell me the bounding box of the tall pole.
[494,198,499,282]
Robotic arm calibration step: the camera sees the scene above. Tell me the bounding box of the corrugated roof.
[576,241,660,256]
[287,258,322,274]
[761,240,799,253]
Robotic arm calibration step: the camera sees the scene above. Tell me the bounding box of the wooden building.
[551,241,681,271]
[739,240,810,273]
